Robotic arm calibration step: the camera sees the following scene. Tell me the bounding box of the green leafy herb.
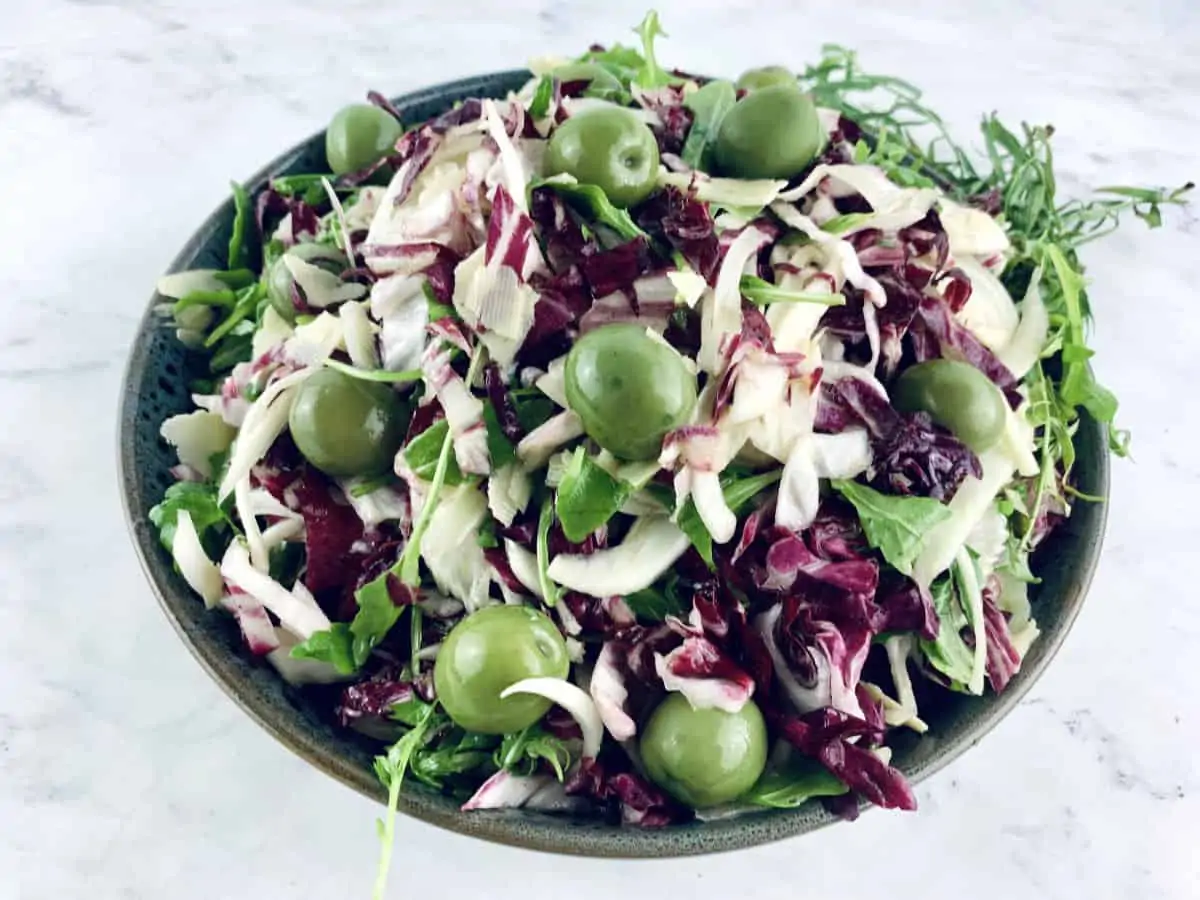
[800,43,1191,480]
[204,281,264,348]
[404,418,464,485]
[554,447,633,543]
[918,575,974,691]
[268,540,305,588]
[536,494,561,606]
[528,75,554,119]
[677,469,783,568]
[681,79,736,170]
[744,757,849,809]
[624,578,688,622]
[476,517,500,549]
[372,702,439,900]
[410,728,497,788]
[633,10,672,88]
[148,481,231,556]
[207,320,255,374]
[481,402,518,470]
[494,725,573,781]
[739,275,847,307]
[388,694,437,728]
[348,577,407,667]
[323,358,422,383]
[350,473,398,498]
[820,212,875,235]
[290,623,356,675]
[511,387,558,433]
[227,181,252,270]
[172,289,238,314]
[831,480,951,576]
[531,177,647,243]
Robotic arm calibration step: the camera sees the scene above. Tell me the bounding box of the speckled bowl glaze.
[119,70,1110,857]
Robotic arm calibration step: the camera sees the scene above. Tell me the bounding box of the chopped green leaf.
[633,10,672,88]
[350,473,398,498]
[148,481,231,556]
[681,79,736,170]
[820,212,875,235]
[350,576,406,667]
[744,757,849,809]
[740,275,846,307]
[494,725,573,781]
[372,702,439,900]
[404,419,465,485]
[481,402,518,470]
[172,289,237,314]
[531,177,648,243]
[831,480,951,576]
[536,494,561,606]
[476,517,500,549]
[323,358,422,383]
[204,282,264,348]
[918,575,974,691]
[554,447,633,543]
[227,181,252,270]
[528,75,554,119]
[290,623,356,675]
[624,580,687,622]
[511,388,558,433]
[677,469,783,568]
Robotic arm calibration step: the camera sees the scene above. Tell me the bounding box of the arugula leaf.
[172,288,237,314]
[204,282,264,348]
[528,75,554,119]
[624,579,687,622]
[227,180,252,270]
[554,447,633,543]
[323,358,422,383]
[207,319,255,374]
[372,703,439,900]
[481,402,518,469]
[289,623,356,675]
[349,577,406,667]
[511,387,558,433]
[918,575,974,691]
[388,694,437,728]
[268,540,305,588]
[820,212,875,235]
[476,517,499,549]
[404,419,464,485]
[494,725,573,781]
[531,177,648,243]
[411,731,496,788]
[681,80,736,170]
[831,480,950,576]
[148,481,230,556]
[739,275,846,307]
[744,757,849,809]
[536,495,561,606]
[677,469,783,568]
[633,10,672,89]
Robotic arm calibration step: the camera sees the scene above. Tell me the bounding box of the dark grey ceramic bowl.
[119,70,1110,857]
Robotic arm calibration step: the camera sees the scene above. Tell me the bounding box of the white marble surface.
[2,1,1198,897]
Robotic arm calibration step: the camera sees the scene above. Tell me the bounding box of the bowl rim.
[118,69,1111,858]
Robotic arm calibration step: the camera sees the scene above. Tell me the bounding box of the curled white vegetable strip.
[172,510,223,607]
[500,677,604,759]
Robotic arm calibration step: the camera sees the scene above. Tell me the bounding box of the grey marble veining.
[1,1,1197,898]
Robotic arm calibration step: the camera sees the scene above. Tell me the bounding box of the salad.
[149,9,1189,893]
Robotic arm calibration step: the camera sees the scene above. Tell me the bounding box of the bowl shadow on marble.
[118,70,1110,858]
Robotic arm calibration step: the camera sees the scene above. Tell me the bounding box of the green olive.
[892,359,1007,452]
[564,324,697,461]
[287,369,409,477]
[713,84,824,180]
[550,62,623,100]
[735,65,797,93]
[544,107,661,209]
[266,242,346,321]
[433,605,570,734]
[639,694,768,808]
[325,104,404,176]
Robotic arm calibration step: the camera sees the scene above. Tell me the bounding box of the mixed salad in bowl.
[147,9,1188,890]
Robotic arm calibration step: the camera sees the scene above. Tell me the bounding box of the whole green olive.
[433,605,570,734]
[639,693,768,808]
[287,368,409,477]
[564,324,698,461]
[544,107,661,209]
[735,65,797,93]
[550,62,623,100]
[266,242,346,321]
[713,84,824,180]
[325,104,404,176]
[891,359,1007,452]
